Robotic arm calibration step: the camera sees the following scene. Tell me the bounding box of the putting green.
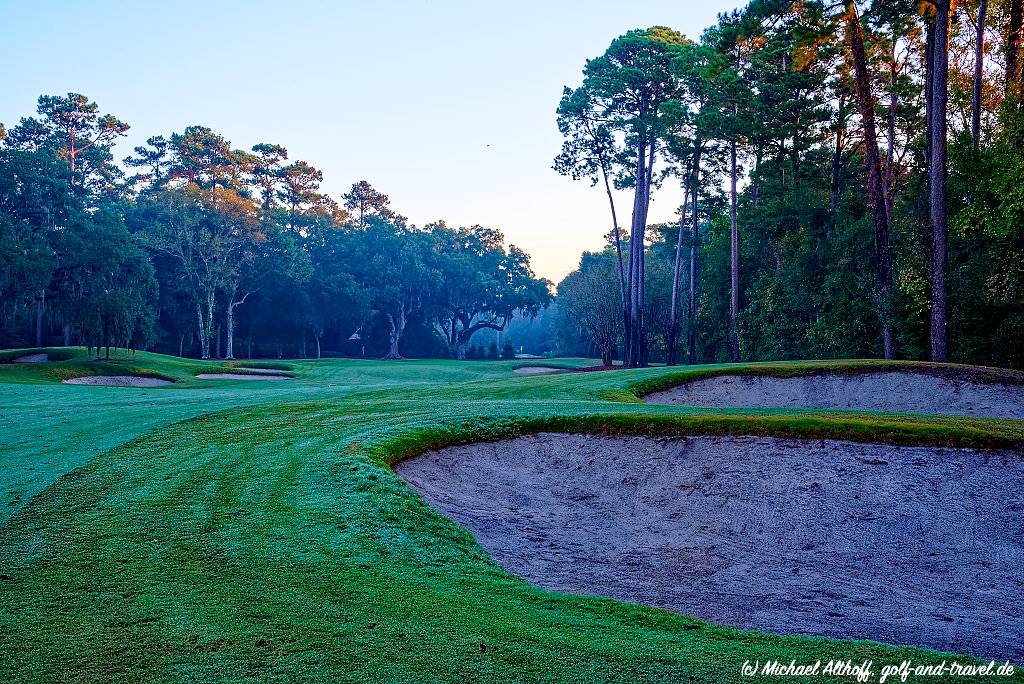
[1,349,1021,683]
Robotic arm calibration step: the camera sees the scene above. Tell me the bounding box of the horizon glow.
[0,0,739,282]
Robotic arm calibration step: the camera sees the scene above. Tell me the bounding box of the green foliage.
[0,98,551,361]
[555,0,1024,369]
[557,250,622,365]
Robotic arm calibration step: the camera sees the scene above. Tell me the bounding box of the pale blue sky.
[1,0,738,281]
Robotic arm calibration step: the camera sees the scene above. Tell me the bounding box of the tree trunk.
[638,141,655,368]
[930,0,950,362]
[686,143,702,365]
[197,292,214,360]
[315,333,321,360]
[602,166,631,361]
[225,291,252,360]
[225,302,236,360]
[35,291,45,347]
[668,184,691,367]
[383,308,406,360]
[455,337,468,361]
[925,20,935,168]
[626,138,648,368]
[846,1,895,360]
[885,57,897,225]
[1008,0,1022,103]
[63,322,71,347]
[198,312,207,359]
[830,92,846,214]
[752,148,762,208]
[973,0,988,150]
[728,137,740,363]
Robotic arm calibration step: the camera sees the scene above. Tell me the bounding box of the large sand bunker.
[63,375,172,387]
[195,373,289,381]
[397,433,1024,658]
[645,371,1024,419]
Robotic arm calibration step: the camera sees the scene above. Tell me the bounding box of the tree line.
[555,0,1024,369]
[0,97,550,359]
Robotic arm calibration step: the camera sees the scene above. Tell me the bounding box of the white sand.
[513,366,563,375]
[397,433,1024,659]
[229,367,290,375]
[195,373,289,381]
[645,371,1024,419]
[63,375,172,387]
[12,353,48,363]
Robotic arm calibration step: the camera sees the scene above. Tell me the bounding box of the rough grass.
[1,348,1021,683]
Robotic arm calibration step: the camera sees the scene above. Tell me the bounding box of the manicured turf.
[1,348,1021,682]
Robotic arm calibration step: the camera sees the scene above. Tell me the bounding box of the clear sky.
[1,0,739,283]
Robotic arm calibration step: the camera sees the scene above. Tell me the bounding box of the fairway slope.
[645,370,1024,418]
[397,432,1024,659]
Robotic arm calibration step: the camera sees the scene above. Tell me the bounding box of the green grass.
[0,348,1021,683]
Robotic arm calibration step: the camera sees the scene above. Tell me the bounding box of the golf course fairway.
[1,349,1022,683]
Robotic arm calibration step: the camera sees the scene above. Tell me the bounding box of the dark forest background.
[2,0,1022,367]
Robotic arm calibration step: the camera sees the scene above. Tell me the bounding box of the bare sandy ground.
[12,353,48,363]
[645,371,1024,419]
[396,433,1024,659]
[513,367,562,375]
[195,373,289,380]
[63,375,172,387]
[230,367,290,375]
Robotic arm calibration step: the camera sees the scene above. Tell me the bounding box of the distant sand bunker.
[63,375,172,387]
[513,366,563,375]
[231,367,290,375]
[12,353,48,363]
[196,373,289,381]
[645,371,1024,419]
[397,433,1024,659]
